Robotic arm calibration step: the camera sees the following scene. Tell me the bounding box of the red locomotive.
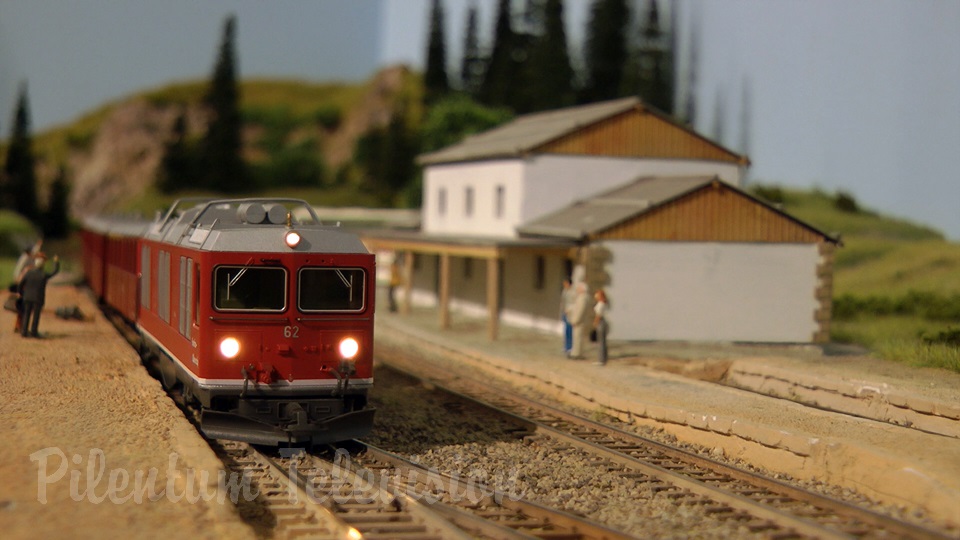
[81,198,376,445]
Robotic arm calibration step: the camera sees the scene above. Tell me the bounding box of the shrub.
[834,190,860,213]
[922,327,960,347]
[751,185,785,205]
[833,291,960,322]
[313,105,342,130]
[251,142,326,188]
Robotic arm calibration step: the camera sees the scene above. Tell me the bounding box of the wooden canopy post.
[486,257,500,341]
[438,253,450,329]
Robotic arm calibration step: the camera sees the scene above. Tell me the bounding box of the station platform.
[0,281,253,540]
[373,298,960,530]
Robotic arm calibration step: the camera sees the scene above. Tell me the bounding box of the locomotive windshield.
[299,268,365,312]
[214,266,287,311]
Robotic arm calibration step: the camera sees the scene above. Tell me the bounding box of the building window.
[495,185,505,218]
[463,258,473,280]
[438,188,447,216]
[465,186,474,217]
[534,255,545,290]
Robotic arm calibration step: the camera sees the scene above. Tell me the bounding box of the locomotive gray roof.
[91,199,369,254]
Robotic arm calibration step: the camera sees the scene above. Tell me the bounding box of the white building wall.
[601,241,821,343]
[422,156,743,238]
[422,161,524,237]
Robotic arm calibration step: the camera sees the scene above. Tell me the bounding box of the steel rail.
[218,441,475,540]
[379,361,951,540]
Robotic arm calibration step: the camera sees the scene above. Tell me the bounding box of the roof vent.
[237,203,266,224]
[262,203,288,225]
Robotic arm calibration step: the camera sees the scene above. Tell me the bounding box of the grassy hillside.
[19,68,422,218]
[751,185,960,371]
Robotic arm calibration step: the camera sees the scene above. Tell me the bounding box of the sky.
[1,0,958,240]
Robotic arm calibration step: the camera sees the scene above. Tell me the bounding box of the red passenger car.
[82,199,376,445]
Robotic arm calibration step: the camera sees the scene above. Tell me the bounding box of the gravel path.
[0,284,254,540]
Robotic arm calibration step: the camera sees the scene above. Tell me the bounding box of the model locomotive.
[80,198,376,445]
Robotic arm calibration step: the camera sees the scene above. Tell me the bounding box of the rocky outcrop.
[62,66,412,219]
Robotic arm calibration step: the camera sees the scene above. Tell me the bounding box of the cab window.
[214,266,287,311]
[299,268,365,312]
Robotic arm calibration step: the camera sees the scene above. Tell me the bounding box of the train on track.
[80,198,376,445]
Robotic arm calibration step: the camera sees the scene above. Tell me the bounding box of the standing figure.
[567,280,591,359]
[388,257,402,313]
[559,279,574,355]
[13,239,43,283]
[18,254,59,338]
[593,289,609,366]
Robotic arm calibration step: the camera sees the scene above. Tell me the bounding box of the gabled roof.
[517,176,712,239]
[417,97,746,166]
[517,176,839,244]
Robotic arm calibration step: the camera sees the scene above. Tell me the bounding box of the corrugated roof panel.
[518,176,713,239]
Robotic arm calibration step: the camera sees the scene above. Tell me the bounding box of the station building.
[362,97,838,343]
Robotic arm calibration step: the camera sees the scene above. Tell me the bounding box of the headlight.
[284,230,301,248]
[219,337,241,359]
[338,337,359,360]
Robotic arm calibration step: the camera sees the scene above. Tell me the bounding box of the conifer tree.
[631,0,673,113]
[712,87,726,145]
[202,14,248,193]
[478,0,520,109]
[158,111,194,193]
[43,166,70,239]
[524,0,575,112]
[354,113,419,207]
[581,0,630,104]
[424,0,451,104]
[3,83,40,222]
[682,8,700,126]
[460,5,484,97]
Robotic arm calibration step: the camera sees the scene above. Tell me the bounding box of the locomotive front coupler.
[336,359,356,397]
[240,365,252,398]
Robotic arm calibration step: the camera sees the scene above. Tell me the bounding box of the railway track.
[213,440,631,539]
[377,361,951,540]
[213,440,471,539]
[350,441,633,539]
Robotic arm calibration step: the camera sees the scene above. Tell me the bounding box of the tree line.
[0,0,694,236]
[424,0,683,116]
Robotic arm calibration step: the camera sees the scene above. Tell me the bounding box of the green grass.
[0,210,39,258]
[831,317,960,372]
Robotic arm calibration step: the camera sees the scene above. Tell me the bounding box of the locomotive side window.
[179,256,194,338]
[140,245,151,310]
[158,250,171,323]
[299,268,365,312]
[214,266,286,312]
